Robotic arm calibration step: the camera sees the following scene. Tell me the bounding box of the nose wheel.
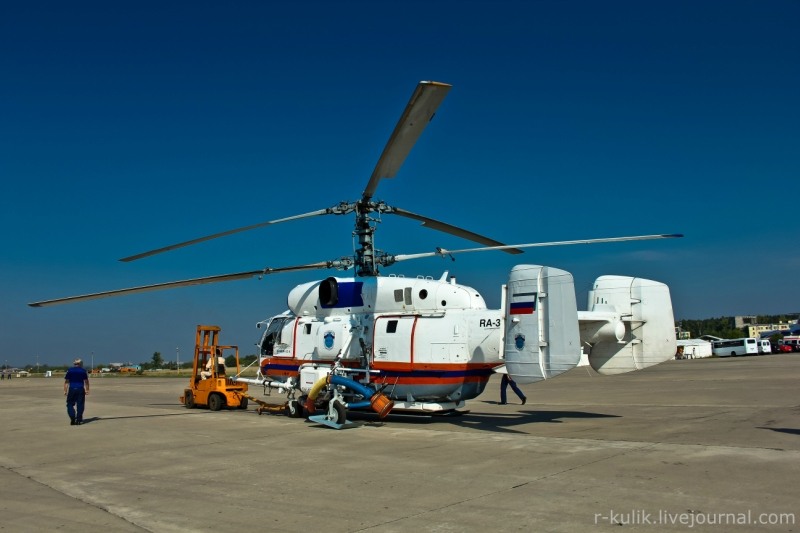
[308,399,358,429]
[287,399,305,418]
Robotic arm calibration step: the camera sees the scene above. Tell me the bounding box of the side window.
[386,320,398,333]
[404,287,412,304]
[394,289,403,302]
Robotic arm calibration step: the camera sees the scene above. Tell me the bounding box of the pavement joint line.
[2,465,153,532]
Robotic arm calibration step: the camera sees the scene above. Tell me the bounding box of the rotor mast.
[354,201,378,276]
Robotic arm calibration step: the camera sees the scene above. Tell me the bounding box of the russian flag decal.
[509,292,537,314]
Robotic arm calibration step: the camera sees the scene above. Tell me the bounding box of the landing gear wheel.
[332,400,347,425]
[288,399,304,418]
[184,390,195,409]
[208,394,224,411]
[237,397,248,410]
[298,395,312,418]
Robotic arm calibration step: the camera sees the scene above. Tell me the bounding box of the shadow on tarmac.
[77,413,202,423]
[345,408,619,434]
[443,410,620,434]
[757,427,800,436]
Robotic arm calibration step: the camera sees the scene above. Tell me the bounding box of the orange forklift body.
[180,325,248,411]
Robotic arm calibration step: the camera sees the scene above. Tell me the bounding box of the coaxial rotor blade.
[393,234,684,262]
[390,207,523,254]
[120,208,331,262]
[362,81,451,200]
[28,261,334,307]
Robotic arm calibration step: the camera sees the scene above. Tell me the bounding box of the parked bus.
[712,338,759,357]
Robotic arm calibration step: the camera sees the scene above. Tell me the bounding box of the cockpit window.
[260,317,291,356]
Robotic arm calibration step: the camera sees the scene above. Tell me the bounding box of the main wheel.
[184,390,195,409]
[237,397,248,410]
[332,400,347,425]
[208,393,224,411]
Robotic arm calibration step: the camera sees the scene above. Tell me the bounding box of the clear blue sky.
[2,1,798,368]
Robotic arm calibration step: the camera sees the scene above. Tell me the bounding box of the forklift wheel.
[237,397,248,410]
[208,393,224,411]
[184,390,195,409]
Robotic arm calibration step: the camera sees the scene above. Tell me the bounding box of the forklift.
[180,325,248,411]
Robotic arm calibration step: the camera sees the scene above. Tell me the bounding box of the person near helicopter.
[500,373,526,405]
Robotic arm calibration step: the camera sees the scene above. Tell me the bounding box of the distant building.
[734,316,758,329]
[747,322,793,339]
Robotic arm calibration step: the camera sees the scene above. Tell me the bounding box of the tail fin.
[503,265,581,384]
[579,275,676,375]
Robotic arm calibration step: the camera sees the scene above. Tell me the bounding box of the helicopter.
[30,81,681,428]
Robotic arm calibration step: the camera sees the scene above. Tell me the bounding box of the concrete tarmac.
[1,355,798,532]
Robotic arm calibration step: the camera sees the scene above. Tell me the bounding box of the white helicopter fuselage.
[256,264,678,415]
[258,273,505,406]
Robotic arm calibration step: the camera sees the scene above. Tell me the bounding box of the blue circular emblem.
[515,334,525,350]
[324,331,335,350]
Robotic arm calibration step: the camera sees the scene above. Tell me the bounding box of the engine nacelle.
[582,275,676,375]
[503,265,582,384]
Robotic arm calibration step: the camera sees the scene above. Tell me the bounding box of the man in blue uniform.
[64,358,90,425]
[500,373,526,405]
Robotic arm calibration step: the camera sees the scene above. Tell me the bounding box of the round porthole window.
[419,289,428,299]
[441,300,447,306]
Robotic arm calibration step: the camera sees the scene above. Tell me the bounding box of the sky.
[2,1,798,368]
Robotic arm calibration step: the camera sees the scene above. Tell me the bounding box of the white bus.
[712,338,759,357]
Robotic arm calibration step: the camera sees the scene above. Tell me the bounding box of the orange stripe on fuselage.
[261,358,501,381]
[367,361,499,385]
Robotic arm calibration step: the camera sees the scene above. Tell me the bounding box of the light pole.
[91,351,94,373]
[176,346,180,373]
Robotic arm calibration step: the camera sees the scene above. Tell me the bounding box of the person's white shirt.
[200,356,225,379]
